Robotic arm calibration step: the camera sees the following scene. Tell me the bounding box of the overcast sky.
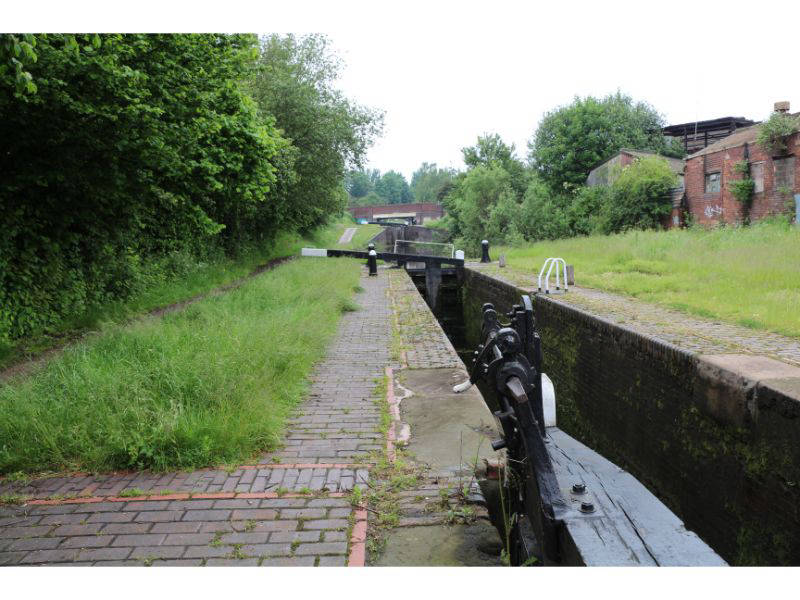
[14,0,800,180]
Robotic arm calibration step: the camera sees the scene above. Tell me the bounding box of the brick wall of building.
[685,133,799,225]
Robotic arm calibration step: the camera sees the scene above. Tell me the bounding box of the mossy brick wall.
[462,268,800,565]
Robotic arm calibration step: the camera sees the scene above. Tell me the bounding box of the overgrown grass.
[495,219,800,338]
[0,258,361,474]
[0,225,362,370]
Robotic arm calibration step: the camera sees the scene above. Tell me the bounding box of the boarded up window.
[751,162,764,193]
[774,157,795,192]
[705,172,721,193]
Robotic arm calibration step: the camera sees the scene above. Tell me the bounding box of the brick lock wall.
[685,133,799,225]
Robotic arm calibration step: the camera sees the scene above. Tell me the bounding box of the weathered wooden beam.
[547,428,727,566]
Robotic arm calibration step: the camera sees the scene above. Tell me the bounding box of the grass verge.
[0,257,361,474]
[310,216,382,250]
[0,223,366,371]
[494,219,800,338]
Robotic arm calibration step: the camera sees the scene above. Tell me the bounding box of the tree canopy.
[374,170,412,204]
[410,162,456,203]
[528,92,683,193]
[0,33,382,342]
[249,34,383,232]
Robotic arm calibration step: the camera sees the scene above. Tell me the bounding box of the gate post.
[368,250,378,276]
[481,240,491,263]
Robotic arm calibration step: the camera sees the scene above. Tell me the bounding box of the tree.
[445,164,517,253]
[410,162,456,203]
[462,133,528,197]
[250,34,384,231]
[529,92,673,193]
[375,170,412,204]
[345,169,373,198]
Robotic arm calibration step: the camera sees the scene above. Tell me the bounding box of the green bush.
[568,186,610,235]
[601,156,677,233]
[517,179,572,241]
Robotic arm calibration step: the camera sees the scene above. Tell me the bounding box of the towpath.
[338,227,357,245]
[470,263,800,367]
[0,263,500,566]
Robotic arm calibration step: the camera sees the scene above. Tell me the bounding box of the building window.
[774,157,796,192]
[705,172,721,193]
[751,162,764,193]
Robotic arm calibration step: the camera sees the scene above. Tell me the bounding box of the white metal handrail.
[537,257,568,294]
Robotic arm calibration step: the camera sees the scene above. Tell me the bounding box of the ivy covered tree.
[528,92,681,193]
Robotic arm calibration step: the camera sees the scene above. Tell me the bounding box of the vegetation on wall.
[756,111,799,156]
[728,160,756,220]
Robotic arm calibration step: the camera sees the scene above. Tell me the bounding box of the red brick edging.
[347,505,368,567]
[26,491,350,506]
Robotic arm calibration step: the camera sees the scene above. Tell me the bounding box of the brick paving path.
[0,269,389,566]
[0,495,354,566]
[470,263,800,367]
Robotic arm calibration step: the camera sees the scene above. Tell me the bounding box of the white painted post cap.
[301,248,328,257]
[455,250,465,260]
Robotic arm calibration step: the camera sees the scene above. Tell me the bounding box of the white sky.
[10,0,800,181]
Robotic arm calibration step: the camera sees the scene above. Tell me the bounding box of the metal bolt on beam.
[572,483,586,494]
[580,501,595,513]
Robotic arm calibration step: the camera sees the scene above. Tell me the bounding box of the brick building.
[683,105,798,226]
[587,148,685,187]
[348,202,444,225]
